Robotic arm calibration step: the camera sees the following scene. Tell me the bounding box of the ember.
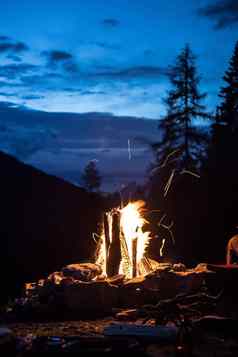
[96,201,155,279]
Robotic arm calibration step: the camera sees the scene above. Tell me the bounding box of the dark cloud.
[0,35,10,41]
[7,54,22,62]
[21,94,44,100]
[198,0,238,29]
[0,63,38,79]
[63,87,80,93]
[20,73,63,87]
[0,36,28,54]
[62,88,107,96]
[95,42,121,50]
[42,50,78,73]
[0,92,17,97]
[102,18,120,27]
[42,50,73,62]
[144,49,154,56]
[0,80,23,88]
[93,65,170,79]
[63,61,78,73]
[0,101,19,109]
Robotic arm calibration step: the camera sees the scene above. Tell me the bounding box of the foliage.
[81,160,101,192]
[218,41,238,130]
[156,44,210,170]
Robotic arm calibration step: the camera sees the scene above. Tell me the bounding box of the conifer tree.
[218,41,238,130]
[81,160,101,192]
[208,41,238,171]
[157,44,209,169]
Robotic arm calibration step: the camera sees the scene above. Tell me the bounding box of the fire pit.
[20,201,216,319]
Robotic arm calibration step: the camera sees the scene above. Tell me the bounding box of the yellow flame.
[96,200,152,279]
[120,201,151,277]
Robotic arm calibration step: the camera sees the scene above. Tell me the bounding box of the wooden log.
[107,212,121,277]
[120,231,132,277]
[103,213,111,276]
[132,238,138,278]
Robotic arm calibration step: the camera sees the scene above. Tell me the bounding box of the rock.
[62,263,102,282]
[107,274,125,286]
[0,327,16,354]
[173,263,186,272]
[157,270,204,298]
[116,309,138,321]
[124,276,146,288]
[60,277,75,287]
[64,280,119,311]
[123,270,205,300]
[194,263,211,273]
[48,271,63,285]
[124,273,161,291]
[193,315,238,334]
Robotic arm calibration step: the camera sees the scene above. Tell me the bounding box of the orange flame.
[119,201,151,277]
[96,200,152,279]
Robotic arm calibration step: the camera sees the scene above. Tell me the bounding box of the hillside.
[0,150,103,302]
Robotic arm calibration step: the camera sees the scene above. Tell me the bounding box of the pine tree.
[208,41,238,171]
[81,160,101,192]
[218,41,238,130]
[157,44,209,169]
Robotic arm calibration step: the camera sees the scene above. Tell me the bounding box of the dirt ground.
[5,318,238,356]
[9,317,116,337]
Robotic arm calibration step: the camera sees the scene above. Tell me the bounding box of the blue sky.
[0,0,237,118]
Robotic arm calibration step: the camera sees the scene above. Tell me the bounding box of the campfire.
[11,202,233,357]
[95,200,160,279]
[21,199,215,319]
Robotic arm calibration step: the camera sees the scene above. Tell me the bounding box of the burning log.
[132,238,138,278]
[107,212,121,277]
[120,231,132,277]
[96,201,153,279]
[103,213,111,276]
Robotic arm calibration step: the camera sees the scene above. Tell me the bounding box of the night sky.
[0,0,237,191]
[0,0,237,118]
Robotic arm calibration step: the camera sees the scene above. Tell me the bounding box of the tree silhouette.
[218,40,238,131]
[208,41,238,171]
[81,160,101,192]
[157,44,209,169]
[203,41,238,265]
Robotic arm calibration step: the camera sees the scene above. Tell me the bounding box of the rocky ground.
[9,317,115,337]
[1,263,238,355]
[2,316,238,356]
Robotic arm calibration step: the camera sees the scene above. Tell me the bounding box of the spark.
[164,169,175,197]
[150,149,180,176]
[160,220,175,245]
[160,238,166,256]
[160,149,181,168]
[128,139,132,160]
[180,169,200,178]
[158,213,167,227]
[92,232,100,243]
